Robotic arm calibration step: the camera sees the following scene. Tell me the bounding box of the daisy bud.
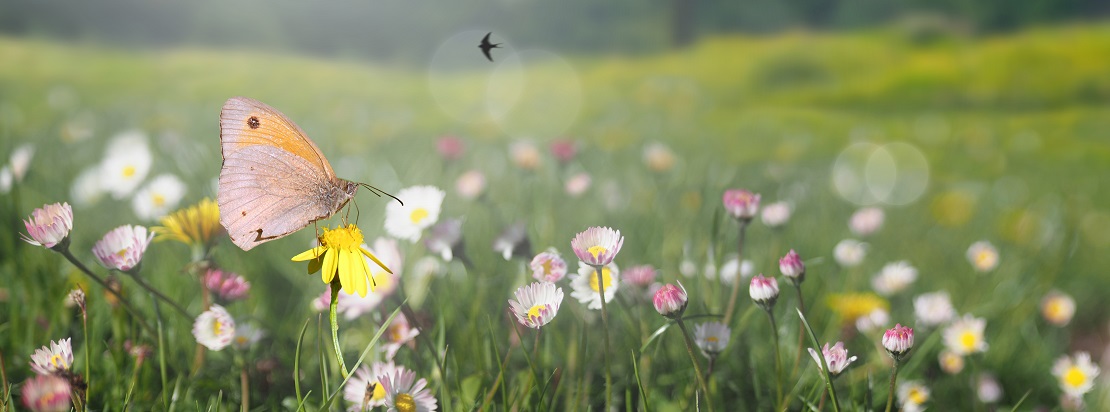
[550,138,578,164]
[653,282,688,319]
[749,274,779,310]
[722,189,760,221]
[778,249,805,284]
[21,202,74,250]
[882,324,914,360]
[530,250,568,283]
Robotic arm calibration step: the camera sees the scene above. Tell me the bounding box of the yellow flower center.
[1064,366,1087,388]
[1046,300,1068,321]
[152,193,166,207]
[527,304,546,321]
[410,208,429,224]
[908,387,927,404]
[389,324,404,342]
[122,165,136,178]
[587,245,607,259]
[116,247,130,258]
[213,319,223,336]
[707,336,719,343]
[976,250,995,268]
[236,336,248,346]
[542,260,553,274]
[395,393,416,412]
[959,331,978,351]
[50,353,65,367]
[589,267,613,292]
[321,225,364,250]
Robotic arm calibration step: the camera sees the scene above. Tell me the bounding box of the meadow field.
[1,22,1110,411]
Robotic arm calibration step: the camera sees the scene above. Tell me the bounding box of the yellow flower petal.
[292,246,328,262]
[359,253,374,294]
[340,250,355,295]
[323,249,338,284]
[360,248,393,274]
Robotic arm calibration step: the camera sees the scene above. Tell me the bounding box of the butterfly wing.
[218,97,345,251]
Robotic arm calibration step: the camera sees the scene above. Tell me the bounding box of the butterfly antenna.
[358,183,403,206]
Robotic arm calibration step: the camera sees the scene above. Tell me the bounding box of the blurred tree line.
[1,0,1108,62]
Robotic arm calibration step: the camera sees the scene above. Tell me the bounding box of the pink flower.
[203,268,251,302]
[382,314,420,360]
[882,324,914,359]
[808,341,858,376]
[91,225,153,272]
[508,282,564,329]
[21,202,73,249]
[623,265,657,287]
[530,250,568,283]
[436,135,464,160]
[653,282,688,319]
[455,170,486,200]
[30,338,73,375]
[379,367,438,412]
[564,173,591,197]
[192,304,236,351]
[550,138,578,164]
[779,249,805,283]
[749,274,779,309]
[722,189,760,221]
[570,226,624,266]
[21,374,71,412]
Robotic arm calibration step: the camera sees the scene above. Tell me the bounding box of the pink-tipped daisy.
[29,338,73,375]
[570,226,624,266]
[380,367,438,412]
[91,225,154,272]
[529,249,568,283]
[192,304,236,351]
[344,361,399,411]
[508,282,564,329]
[21,202,73,249]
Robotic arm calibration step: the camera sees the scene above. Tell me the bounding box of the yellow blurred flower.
[153,198,222,250]
[292,224,391,297]
[827,292,889,324]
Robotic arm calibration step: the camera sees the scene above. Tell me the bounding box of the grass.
[1,21,1109,410]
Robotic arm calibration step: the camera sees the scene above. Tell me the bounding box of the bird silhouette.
[479,32,501,62]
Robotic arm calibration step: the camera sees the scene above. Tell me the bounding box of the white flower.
[509,140,541,171]
[344,361,399,411]
[9,143,34,182]
[855,307,889,333]
[694,321,730,357]
[871,261,917,296]
[564,172,591,197]
[642,142,675,172]
[30,338,73,375]
[914,291,955,327]
[70,166,105,207]
[380,367,438,412]
[718,256,754,286]
[132,174,187,221]
[384,185,445,242]
[193,304,236,351]
[232,323,265,350]
[849,207,884,236]
[570,261,620,310]
[0,166,11,194]
[967,241,999,272]
[91,225,154,272]
[99,130,152,199]
[760,201,791,228]
[977,373,1003,404]
[1053,352,1100,398]
[454,170,486,200]
[942,314,988,355]
[808,341,858,376]
[833,239,867,267]
[382,315,420,360]
[508,282,564,329]
[898,380,930,411]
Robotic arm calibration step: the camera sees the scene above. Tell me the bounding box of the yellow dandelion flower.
[153,198,223,249]
[292,224,391,297]
[827,292,889,324]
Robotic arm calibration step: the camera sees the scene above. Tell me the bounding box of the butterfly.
[217,97,395,251]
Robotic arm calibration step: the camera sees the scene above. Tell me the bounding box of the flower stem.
[722,222,748,325]
[593,264,613,412]
[885,360,900,412]
[328,282,348,379]
[58,249,155,337]
[766,309,783,408]
[676,318,715,412]
[82,306,91,409]
[790,281,807,377]
[240,363,250,412]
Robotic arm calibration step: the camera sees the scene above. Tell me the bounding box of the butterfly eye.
[247,116,261,129]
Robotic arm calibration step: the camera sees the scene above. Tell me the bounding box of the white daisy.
[898,380,930,412]
[99,130,152,199]
[232,323,265,351]
[508,282,564,329]
[967,241,999,272]
[29,338,73,375]
[914,291,955,327]
[344,361,399,411]
[942,314,988,356]
[384,186,445,242]
[570,261,620,310]
[833,239,867,267]
[132,174,187,221]
[694,321,730,357]
[70,165,105,207]
[380,367,438,412]
[192,304,236,351]
[871,261,917,296]
[1053,352,1101,398]
[382,314,420,360]
[9,143,34,182]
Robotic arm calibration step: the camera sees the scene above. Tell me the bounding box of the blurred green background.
[2,1,1110,410]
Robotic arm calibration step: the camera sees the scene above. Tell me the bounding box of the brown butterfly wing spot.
[220,97,334,178]
[247,116,261,129]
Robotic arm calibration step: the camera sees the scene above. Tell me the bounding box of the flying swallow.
[479,32,501,62]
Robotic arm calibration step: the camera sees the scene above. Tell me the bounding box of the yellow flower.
[153,198,222,248]
[827,292,889,324]
[292,224,391,297]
